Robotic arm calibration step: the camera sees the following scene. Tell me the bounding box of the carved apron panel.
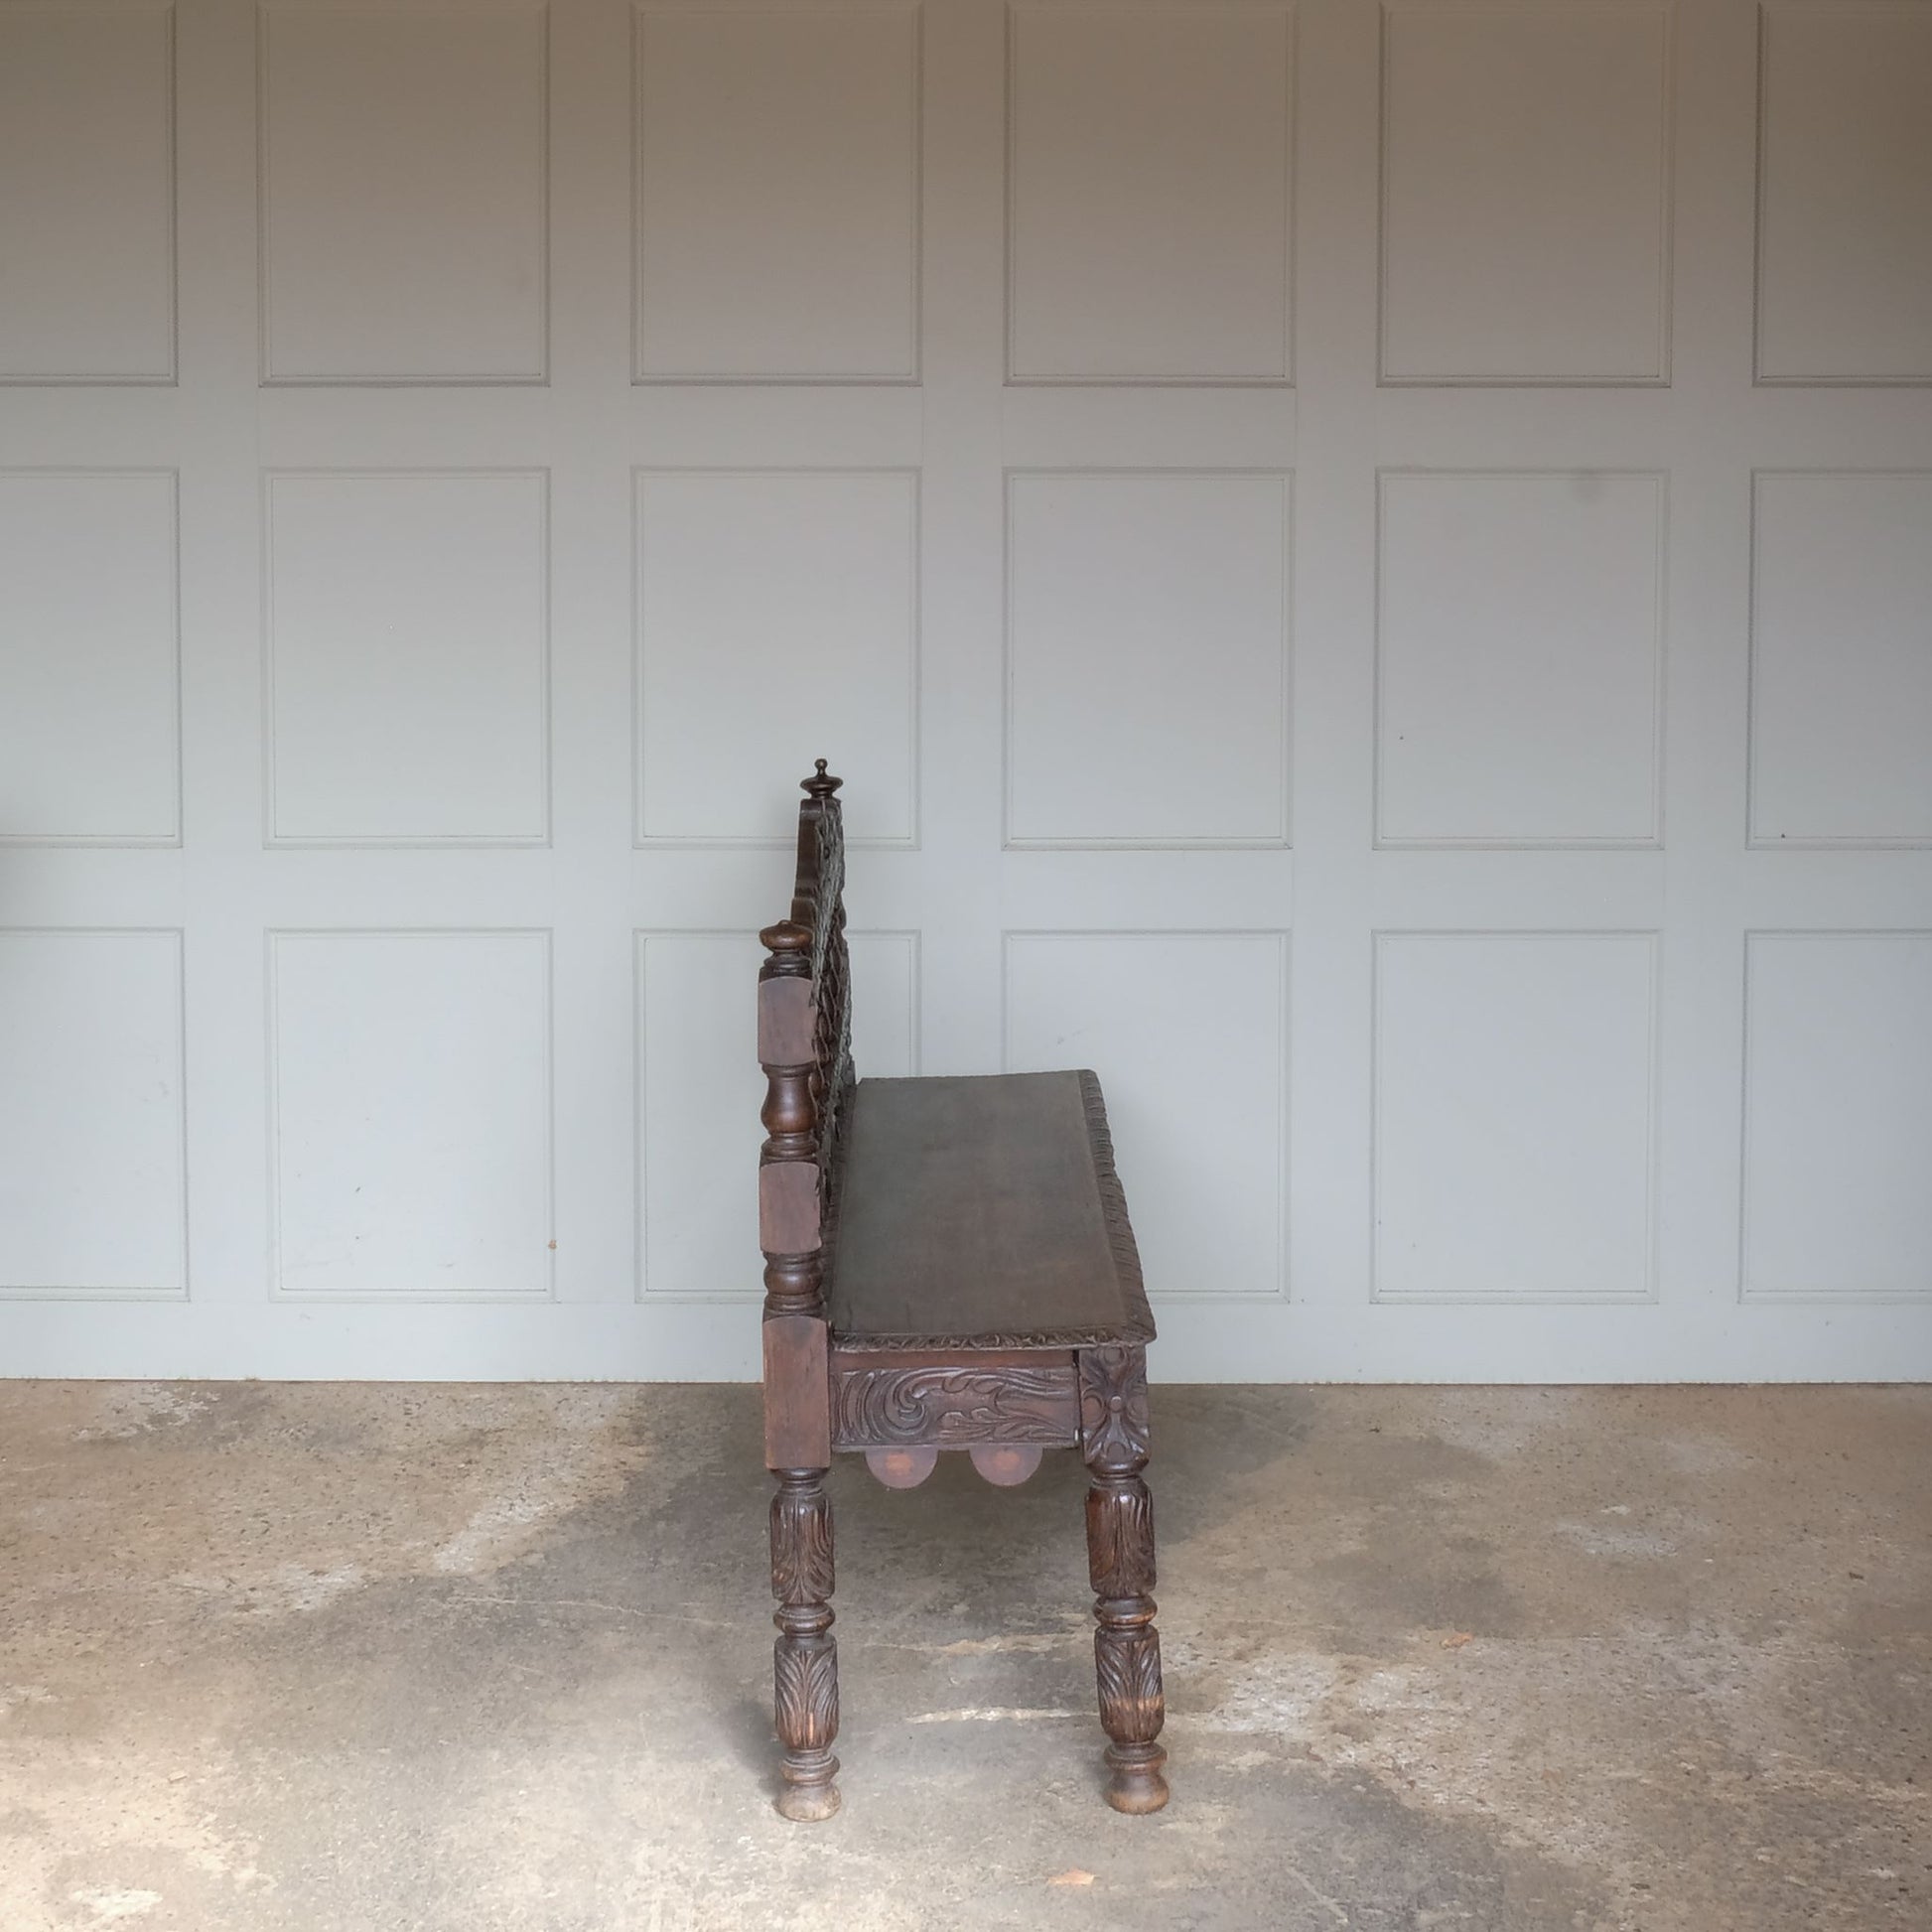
[831,1364,1080,1447]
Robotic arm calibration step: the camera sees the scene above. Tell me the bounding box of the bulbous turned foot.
[1104,1741,1170,1814]
[775,1748,841,1822]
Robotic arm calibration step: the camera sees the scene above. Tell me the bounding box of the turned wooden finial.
[801,759,842,801]
[759,918,812,980]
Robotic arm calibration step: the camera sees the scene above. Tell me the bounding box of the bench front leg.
[769,1465,840,1820]
[1079,1344,1170,1814]
[763,1309,837,1822]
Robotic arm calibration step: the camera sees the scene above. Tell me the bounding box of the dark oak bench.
[757,762,1168,1821]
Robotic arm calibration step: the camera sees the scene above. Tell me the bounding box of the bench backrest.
[757,762,852,1319]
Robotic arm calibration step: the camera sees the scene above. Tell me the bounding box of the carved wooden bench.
[758,761,1167,1821]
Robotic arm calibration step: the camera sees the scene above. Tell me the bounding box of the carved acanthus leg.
[1079,1346,1169,1814]
[769,1467,839,1821]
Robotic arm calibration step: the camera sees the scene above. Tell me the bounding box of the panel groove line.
[0,927,188,1301]
[634,927,921,1300]
[1003,469,1293,849]
[631,1,923,384]
[1378,1,1674,386]
[265,928,557,1302]
[1738,929,1932,1304]
[0,467,182,847]
[1373,468,1667,849]
[1001,928,1291,1303]
[1370,929,1661,1306]
[1005,1,1296,385]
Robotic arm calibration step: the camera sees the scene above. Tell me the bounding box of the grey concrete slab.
[1,1383,1926,1931]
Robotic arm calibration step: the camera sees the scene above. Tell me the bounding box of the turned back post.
[758,761,851,1464]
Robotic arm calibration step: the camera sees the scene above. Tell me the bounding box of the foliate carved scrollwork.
[786,763,853,1221]
[769,1468,839,1818]
[1094,1624,1165,1745]
[832,1365,1080,1448]
[769,1479,834,1604]
[1078,1344,1152,1469]
[805,793,853,1188]
[1087,1492,1168,1811]
[1081,1341,1168,1811]
[1085,1474,1156,1600]
[773,1635,840,1751]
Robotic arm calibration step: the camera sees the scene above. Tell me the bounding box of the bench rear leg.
[769,1466,840,1820]
[1080,1345,1170,1813]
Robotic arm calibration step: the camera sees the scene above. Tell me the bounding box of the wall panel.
[264,471,550,844]
[634,469,919,845]
[1008,4,1293,381]
[268,930,554,1299]
[633,5,921,381]
[1749,472,1932,846]
[0,930,187,1299]
[1376,472,1664,847]
[0,471,181,845]
[1756,5,1932,383]
[1741,932,1932,1301]
[1381,5,1671,383]
[0,2,175,382]
[1373,932,1658,1303]
[1006,471,1291,847]
[260,1,548,381]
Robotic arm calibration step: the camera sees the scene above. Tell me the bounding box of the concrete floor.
[1,1384,1926,1932]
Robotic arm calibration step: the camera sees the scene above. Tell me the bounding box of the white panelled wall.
[1,0,1929,1381]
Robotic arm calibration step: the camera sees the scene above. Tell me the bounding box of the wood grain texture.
[762,1313,831,1470]
[757,970,814,1070]
[824,1070,1157,1351]
[759,1159,820,1259]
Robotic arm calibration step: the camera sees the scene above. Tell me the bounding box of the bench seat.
[757,761,1167,1821]
[825,1069,1155,1352]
